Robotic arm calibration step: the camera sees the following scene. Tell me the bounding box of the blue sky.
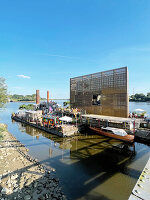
[0,0,150,98]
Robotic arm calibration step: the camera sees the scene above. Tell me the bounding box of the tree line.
[9,94,36,101]
[129,93,150,102]
[9,94,46,102]
[0,77,47,108]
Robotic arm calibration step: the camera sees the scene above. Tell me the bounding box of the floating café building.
[70,66,128,118]
[70,67,142,131]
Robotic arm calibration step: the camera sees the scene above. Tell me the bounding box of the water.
[0,102,150,200]
[130,101,150,116]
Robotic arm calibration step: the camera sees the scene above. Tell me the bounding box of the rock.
[6,178,11,184]
[13,184,18,189]
[24,187,31,194]
[45,193,49,199]
[45,183,50,188]
[34,182,37,188]
[62,195,67,200]
[24,194,31,200]
[37,189,42,194]
[53,183,57,187]
[1,187,9,194]
[37,183,43,188]
[13,188,18,193]
[11,174,18,180]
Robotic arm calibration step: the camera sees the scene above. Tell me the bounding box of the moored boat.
[89,126,134,143]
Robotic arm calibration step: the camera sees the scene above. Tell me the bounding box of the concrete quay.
[128,157,150,200]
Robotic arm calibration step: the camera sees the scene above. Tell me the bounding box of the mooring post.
[133,120,136,136]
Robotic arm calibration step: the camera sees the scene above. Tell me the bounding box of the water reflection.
[14,119,135,156]
[11,120,140,200]
[1,103,150,200]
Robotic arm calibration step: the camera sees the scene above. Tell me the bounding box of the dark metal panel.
[70,67,129,118]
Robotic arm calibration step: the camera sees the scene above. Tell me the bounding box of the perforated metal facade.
[70,67,129,118]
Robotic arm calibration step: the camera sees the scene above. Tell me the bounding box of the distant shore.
[9,100,35,102]
[129,100,150,102]
[9,99,69,102]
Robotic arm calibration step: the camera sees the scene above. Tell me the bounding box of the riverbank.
[0,123,67,200]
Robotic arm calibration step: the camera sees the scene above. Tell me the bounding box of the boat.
[89,126,134,143]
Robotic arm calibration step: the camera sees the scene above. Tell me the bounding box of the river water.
[0,102,150,200]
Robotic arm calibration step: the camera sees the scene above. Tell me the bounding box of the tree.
[147,93,150,97]
[12,94,24,100]
[146,92,150,101]
[129,92,150,102]
[134,93,146,101]
[0,77,7,107]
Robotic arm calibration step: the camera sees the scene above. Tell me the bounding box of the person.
[132,112,135,118]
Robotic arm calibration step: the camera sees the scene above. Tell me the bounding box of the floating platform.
[82,114,141,130]
[11,116,78,137]
[128,157,150,200]
[135,129,150,145]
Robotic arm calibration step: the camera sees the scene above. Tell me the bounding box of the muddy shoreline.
[0,123,67,200]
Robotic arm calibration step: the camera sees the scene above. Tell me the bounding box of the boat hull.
[89,127,134,143]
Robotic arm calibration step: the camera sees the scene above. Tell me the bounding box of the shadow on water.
[0,102,150,200]
[11,121,146,200]
[0,144,114,200]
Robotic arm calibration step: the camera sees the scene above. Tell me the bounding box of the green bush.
[19,104,35,110]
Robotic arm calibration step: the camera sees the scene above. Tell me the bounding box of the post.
[47,91,49,103]
[98,119,100,127]
[36,90,40,104]
[106,120,108,127]
[133,120,136,136]
[76,114,77,127]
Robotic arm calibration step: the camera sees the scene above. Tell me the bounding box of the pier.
[82,114,150,144]
[82,114,141,130]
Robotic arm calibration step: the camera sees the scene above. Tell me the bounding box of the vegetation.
[0,77,7,107]
[9,94,46,102]
[0,124,7,140]
[19,104,35,110]
[130,93,150,102]
[0,130,3,140]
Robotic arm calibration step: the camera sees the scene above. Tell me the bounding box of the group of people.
[129,112,138,118]
[129,112,147,119]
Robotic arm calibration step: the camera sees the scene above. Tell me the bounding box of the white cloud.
[17,75,31,79]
